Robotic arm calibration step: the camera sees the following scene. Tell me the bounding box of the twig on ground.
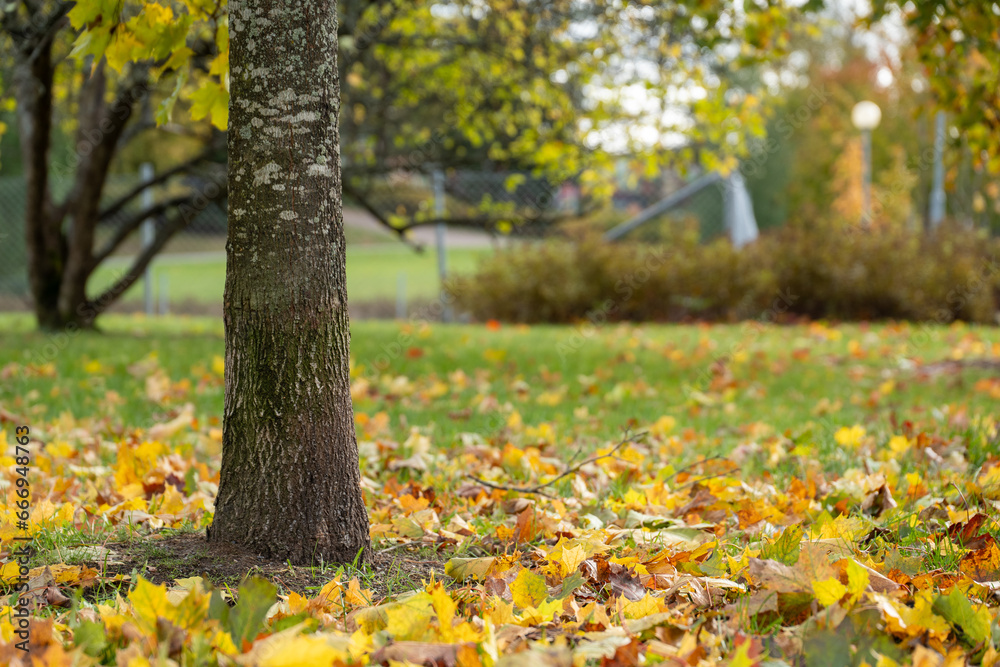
[378,541,426,554]
[466,429,648,497]
[663,455,732,486]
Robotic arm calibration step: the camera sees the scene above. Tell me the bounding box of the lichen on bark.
[210,0,370,565]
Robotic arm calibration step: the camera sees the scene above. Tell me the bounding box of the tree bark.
[14,25,63,330]
[209,0,371,564]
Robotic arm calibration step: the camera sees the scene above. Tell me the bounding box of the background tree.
[870,0,999,175]
[0,0,229,330]
[337,0,800,234]
[3,0,802,332]
[206,0,370,564]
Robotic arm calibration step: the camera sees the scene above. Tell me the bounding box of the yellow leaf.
[812,577,847,606]
[846,559,869,597]
[128,577,172,631]
[445,557,496,582]
[487,596,516,626]
[189,81,229,130]
[834,425,866,449]
[888,435,910,454]
[510,569,548,609]
[0,561,22,584]
[429,583,458,641]
[516,597,563,625]
[257,634,351,667]
[559,544,588,577]
[620,593,664,619]
[650,415,676,437]
[728,638,756,667]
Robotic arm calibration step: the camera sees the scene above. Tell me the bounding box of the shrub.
[447,223,1000,324]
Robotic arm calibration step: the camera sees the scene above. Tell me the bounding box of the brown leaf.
[960,541,1000,581]
[610,567,646,602]
[677,489,717,516]
[748,558,810,593]
[601,638,642,667]
[503,498,533,515]
[514,506,539,544]
[44,586,71,609]
[371,641,477,667]
[484,567,519,602]
[860,484,897,517]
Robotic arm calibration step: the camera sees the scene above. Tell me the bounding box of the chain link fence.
[0,172,228,314]
[0,164,746,318]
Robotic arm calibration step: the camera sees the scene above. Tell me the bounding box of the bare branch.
[98,149,216,222]
[91,194,197,267]
[24,2,71,64]
[342,179,425,252]
[84,211,190,322]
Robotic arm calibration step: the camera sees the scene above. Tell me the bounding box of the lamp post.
[851,100,881,226]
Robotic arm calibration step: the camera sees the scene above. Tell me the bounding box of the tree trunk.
[14,29,63,330]
[209,0,371,564]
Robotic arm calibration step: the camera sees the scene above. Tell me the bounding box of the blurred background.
[2,0,998,326]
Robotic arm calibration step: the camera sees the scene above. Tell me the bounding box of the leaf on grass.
[510,568,548,609]
[932,587,992,645]
[445,556,496,582]
[608,566,647,602]
[761,524,804,565]
[960,541,1000,581]
[228,578,277,649]
[812,577,847,606]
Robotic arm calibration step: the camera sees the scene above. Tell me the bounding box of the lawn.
[89,244,488,306]
[2,314,1000,664]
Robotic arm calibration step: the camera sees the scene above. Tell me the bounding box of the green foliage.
[54,0,806,213]
[214,578,279,648]
[448,223,1000,324]
[870,0,1000,174]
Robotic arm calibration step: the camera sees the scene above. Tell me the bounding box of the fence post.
[396,272,406,320]
[140,162,155,316]
[929,111,947,230]
[433,167,453,322]
[159,273,169,315]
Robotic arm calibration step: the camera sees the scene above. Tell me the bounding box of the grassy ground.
[89,245,488,305]
[2,314,999,664]
[3,315,997,465]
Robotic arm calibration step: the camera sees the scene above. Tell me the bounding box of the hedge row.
[447,223,1000,324]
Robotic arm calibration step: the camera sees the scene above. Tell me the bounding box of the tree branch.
[84,210,191,323]
[394,212,573,233]
[91,194,197,267]
[24,2,71,64]
[98,149,216,222]
[342,179,425,252]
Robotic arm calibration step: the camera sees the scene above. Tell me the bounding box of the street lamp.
[851,101,881,225]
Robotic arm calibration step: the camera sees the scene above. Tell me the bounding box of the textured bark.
[14,28,62,330]
[209,0,371,564]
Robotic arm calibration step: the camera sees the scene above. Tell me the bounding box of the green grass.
[89,245,488,305]
[2,314,998,482]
